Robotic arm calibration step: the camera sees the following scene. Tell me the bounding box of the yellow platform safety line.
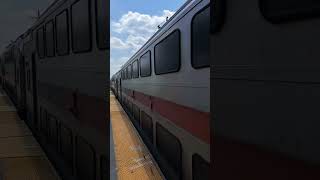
[0,88,61,180]
[110,91,164,180]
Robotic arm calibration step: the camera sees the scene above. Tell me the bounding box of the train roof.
[118,0,198,71]
[1,0,62,55]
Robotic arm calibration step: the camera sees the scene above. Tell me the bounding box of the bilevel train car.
[111,0,210,179]
[0,0,109,180]
[211,0,320,179]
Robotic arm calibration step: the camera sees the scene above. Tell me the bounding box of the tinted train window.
[71,0,91,53]
[192,154,209,180]
[140,51,151,77]
[100,156,109,180]
[48,115,58,148]
[132,60,139,78]
[60,124,73,168]
[132,104,140,127]
[141,111,153,142]
[76,137,96,180]
[45,21,55,57]
[126,67,129,80]
[56,10,69,56]
[154,30,180,75]
[37,27,45,58]
[260,0,320,23]
[128,65,132,79]
[156,123,182,175]
[41,109,48,135]
[192,6,210,68]
[95,0,109,49]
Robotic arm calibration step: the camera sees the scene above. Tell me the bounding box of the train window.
[192,154,209,180]
[127,64,132,79]
[132,104,140,127]
[95,0,109,49]
[132,60,139,78]
[140,51,151,77]
[156,123,182,176]
[37,27,45,58]
[56,10,69,56]
[192,6,210,68]
[41,109,48,135]
[48,115,59,149]
[76,136,96,180]
[45,20,55,57]
[60,123,73,169]
[128,100,133,115]
[154,30,180,75]
[141,111,153,142]
[27,69,31,91]
[125,66,129,79]
[100,156,109,180]
[121,70,123,79]
[71,0,92,53]
[260,0,320,23]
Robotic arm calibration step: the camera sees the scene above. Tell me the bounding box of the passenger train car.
[212,0,320,179]
[0,0,109,180]
[111,0,210,179]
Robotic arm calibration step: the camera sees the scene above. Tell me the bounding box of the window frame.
[45,20,55,57]
[70,0,93,54]
[139,50,152,77]
[191,5,210,69]
[132,59,139,78]
[154,29,181,75]
[156,122,182,177]
[55,9,70,56]
[127,64,132,79]
[37,26,45,59]
[95,0,109,50]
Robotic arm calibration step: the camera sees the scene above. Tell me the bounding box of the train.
[0,0,109,180]
[111,0,210,179]
[211,0,320,179]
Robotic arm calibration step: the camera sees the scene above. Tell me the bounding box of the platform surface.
[110,92,164,180]
[0,88,61,180]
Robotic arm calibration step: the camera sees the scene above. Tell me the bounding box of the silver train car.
[212,0,320,179]
[111,0,210,179]
[0,0,109,180]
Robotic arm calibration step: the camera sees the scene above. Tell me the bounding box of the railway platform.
[110,91,164,180]
[0,88,60,180]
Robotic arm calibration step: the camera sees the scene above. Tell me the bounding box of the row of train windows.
[37,0,108,58]
[121,96,209,180]
[39,108,108,180]
[121,6,209,80]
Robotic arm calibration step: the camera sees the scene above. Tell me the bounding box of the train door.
[19,56,27,119]
[119,78,122,102]
[25,60,32,126]
[31,53,38,131]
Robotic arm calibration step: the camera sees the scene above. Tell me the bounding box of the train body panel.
[1,0,109,180]
[211,0,320,179]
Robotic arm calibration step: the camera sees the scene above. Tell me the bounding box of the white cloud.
[110,10,175,76]
[110,56,129,76]
[110,36,129,50]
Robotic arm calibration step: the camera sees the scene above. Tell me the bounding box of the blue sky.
[110,0,187,76]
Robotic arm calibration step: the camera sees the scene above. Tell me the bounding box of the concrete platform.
[0,88,60,180]
[110,92,164,180]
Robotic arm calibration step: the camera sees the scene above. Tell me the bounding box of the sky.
[110,0,187,76]
[0,0,54,53]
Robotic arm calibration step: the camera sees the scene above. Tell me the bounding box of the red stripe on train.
[123,88,210,144]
